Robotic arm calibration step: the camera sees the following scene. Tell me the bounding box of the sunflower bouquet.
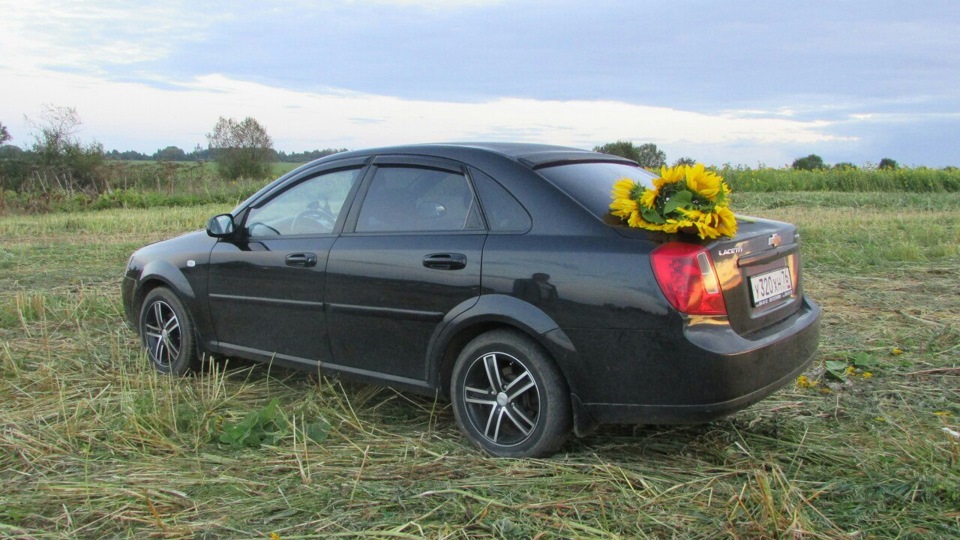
[609,163,737,239]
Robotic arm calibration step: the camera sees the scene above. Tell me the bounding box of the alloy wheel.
[143,299,182,367]
[461,351,541,446]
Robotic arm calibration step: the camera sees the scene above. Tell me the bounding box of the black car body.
[122,143,820,457]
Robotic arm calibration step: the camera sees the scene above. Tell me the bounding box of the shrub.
[792,154,824,171]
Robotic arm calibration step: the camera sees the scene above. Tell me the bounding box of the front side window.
[355,166,483,232]
[245,168,360,236]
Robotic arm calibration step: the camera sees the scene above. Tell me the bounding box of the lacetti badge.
[718,247,743,256]
[768,233,783,248]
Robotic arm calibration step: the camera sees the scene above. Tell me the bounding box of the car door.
[206,163,364,365]
[325,157,486,384]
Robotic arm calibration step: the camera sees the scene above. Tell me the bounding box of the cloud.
[0,0,209,73]
[0,67,851,166]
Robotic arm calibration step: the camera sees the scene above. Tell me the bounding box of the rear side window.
[537,162,657,219]
[471,168,531,232]
[355,166,483,232]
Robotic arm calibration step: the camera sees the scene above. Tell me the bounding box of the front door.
[207,165,362,364]
[325,160,486,384]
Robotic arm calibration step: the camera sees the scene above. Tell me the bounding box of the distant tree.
[878,158,899,170]
[190,144,211,161]
[277,148,349,162]
[833,162,858,170]
[791,154,824,171]
[0,122,10,145]
[106,149,151,161]
[673,156,697,167]
[207,116,274,180]
[0,144,24,158]
[594,141,667,168]
[27,105,105,193]
[154,146,187,161]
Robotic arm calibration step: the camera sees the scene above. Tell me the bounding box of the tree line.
[100,147,347,163]
[593,140,904,172]
[0,106,922,198]
[0,107,351,195]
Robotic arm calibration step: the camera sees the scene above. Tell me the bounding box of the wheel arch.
[429,294,581,397]
[134,261,196,315]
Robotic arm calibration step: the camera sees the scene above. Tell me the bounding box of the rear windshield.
[537,162,658,219]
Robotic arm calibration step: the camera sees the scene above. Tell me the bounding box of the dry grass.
[1,195,958,538]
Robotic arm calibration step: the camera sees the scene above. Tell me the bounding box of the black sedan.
[122,143,820,457]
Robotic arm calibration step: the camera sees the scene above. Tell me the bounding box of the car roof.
[330,142,637,169]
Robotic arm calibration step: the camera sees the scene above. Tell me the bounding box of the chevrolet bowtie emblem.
[768,233,782,247]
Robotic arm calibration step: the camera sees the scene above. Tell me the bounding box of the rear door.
[325,156,485,384]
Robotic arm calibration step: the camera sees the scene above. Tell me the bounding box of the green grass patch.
[723,166,960,192]
[0,193,958,537]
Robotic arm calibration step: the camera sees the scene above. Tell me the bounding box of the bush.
[792,154,824,171]
[207,117,274,180]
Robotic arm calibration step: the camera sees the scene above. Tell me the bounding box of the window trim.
[240,164,366,239]
[342,157,487,235]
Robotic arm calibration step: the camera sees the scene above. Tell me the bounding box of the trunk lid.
[707,216,804,336]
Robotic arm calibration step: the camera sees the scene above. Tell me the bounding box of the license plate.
[749,267,793,307]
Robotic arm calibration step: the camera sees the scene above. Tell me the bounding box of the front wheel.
[450,330,571,457]
[138,287,199,375]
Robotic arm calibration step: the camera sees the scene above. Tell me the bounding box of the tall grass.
[722,165,960,193]
[3,161,960,216]
[0,161,300,214]
[1,193,958,538]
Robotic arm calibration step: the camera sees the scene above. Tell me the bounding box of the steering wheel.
[291,209,336,234]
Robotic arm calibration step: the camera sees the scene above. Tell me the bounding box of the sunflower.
[607,164,738,239]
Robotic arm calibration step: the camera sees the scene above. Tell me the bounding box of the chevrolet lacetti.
[122,143,820,457]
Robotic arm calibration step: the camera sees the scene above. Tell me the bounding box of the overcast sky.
[2,0,958,167]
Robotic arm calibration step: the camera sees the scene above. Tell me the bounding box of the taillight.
[651,242,727,316]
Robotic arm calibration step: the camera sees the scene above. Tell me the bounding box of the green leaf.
[663,189,692,215]
[849,351,880,369]
[218,398,291,448]
[640,206,666,224]
[825,360,848,381]
[305,420,330,443]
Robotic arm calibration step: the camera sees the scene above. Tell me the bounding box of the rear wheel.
[451,330,571,457]
[138,287,199,375]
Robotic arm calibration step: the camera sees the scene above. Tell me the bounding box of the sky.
[1,0,958,167]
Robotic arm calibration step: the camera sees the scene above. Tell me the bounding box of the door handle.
[422,253,467,270]
[285,253,318,267]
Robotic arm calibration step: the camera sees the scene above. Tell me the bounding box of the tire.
[138,287,199,375]
[450,329,571,458]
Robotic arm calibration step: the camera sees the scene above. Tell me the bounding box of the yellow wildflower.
[891,347,904,356]
[862,372,873,378]
[684,164,722,201]
[627,211,651,229]
[640,188,658,209]
[610,197,638,218]
[796,375,818,389]
[610,163,737,238]
[715,206,738,237]
[654,164,687,190]
[611,178,637,201]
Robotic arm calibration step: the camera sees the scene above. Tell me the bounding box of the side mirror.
[207,214,236,238]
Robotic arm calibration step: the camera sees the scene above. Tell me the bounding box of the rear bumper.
[578,297,820,427]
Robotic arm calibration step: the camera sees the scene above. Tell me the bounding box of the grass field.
[1,193,958,538]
